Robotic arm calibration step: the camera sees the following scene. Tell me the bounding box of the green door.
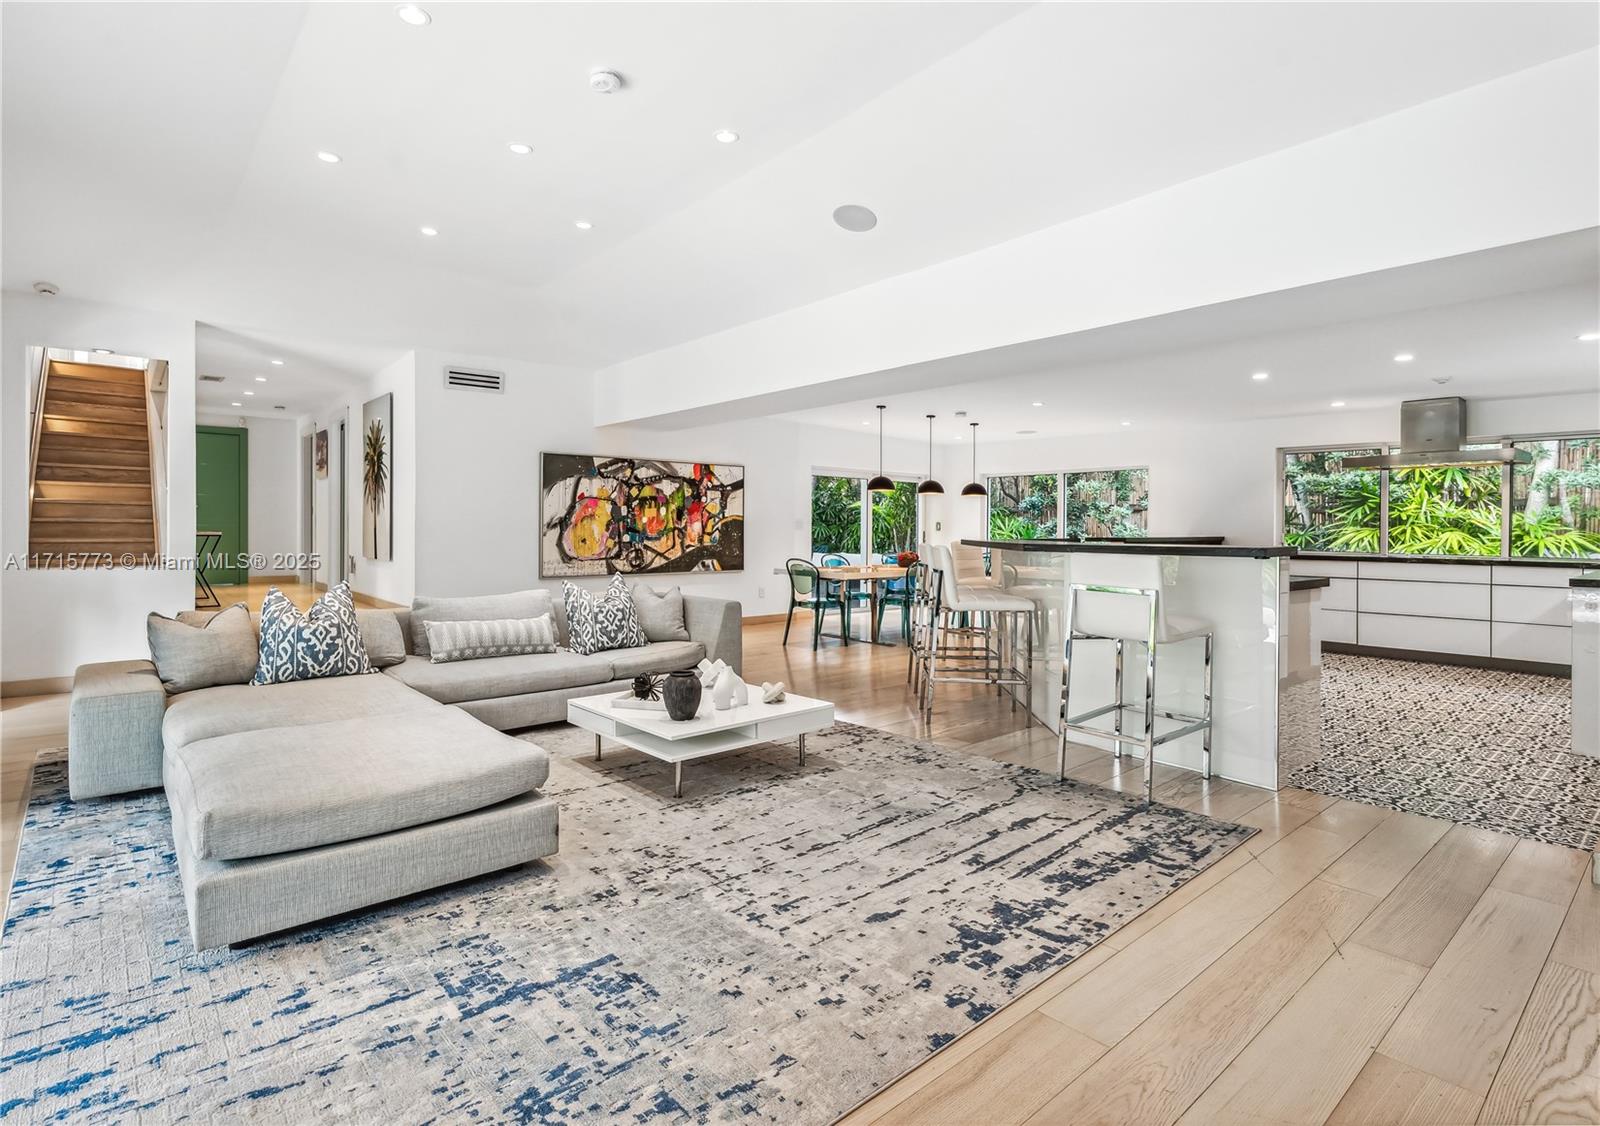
[196,426,248,587]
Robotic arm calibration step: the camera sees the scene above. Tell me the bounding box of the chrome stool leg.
[1112,638,1124,760]
[1142,619,1157,805]
[1057,588,1077,781]
[1202,632,1214,779]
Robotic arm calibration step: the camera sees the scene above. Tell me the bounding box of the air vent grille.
[444,366,504,393]
[199,374,225,382]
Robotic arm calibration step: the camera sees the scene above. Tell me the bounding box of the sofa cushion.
[164,708,549,861]
[423,615,556,663]
[563,575,647,655]
[176,607,408,670]
[384,650,615,705]
[163,670,437,750]
[148,603,258,694]
[411,589,563,659]
[604,640,706,680]
[253,583,372,684]
[630,585,691,642]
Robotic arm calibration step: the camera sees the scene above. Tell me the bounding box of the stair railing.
[145,358,168,563]
[26,349,51,560]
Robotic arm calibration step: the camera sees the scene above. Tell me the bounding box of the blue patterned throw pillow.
[562,575,648,656]
[252,581,373,684]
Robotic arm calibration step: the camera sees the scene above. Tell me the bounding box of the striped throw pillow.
[423,615,557,663]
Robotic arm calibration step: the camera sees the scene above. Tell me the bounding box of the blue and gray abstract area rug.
[1,722,1253,1123]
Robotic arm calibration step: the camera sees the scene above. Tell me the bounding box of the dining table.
[815,563,910,645]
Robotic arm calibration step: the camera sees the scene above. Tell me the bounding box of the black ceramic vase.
[663,669,702,721]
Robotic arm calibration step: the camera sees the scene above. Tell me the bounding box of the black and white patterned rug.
[1288,653,1599,852]
[1,722,1251,1123]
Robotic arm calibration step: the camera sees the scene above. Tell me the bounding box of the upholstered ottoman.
[164,706,558,950]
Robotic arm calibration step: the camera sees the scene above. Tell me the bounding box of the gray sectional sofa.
[68,588,741,951]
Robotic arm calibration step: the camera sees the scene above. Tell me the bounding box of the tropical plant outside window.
[870,480,919,556]
[1510,437,1600,557]
[1282,448,1382,552]
[1280,436,1600,558]
[810,476,861,554]
[988,474,1058,540]
[1063,468,1149,538]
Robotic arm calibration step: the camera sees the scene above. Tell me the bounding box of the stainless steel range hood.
[1344,397,1530,470]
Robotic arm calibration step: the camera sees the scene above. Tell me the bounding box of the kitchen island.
[967,539,1315,790]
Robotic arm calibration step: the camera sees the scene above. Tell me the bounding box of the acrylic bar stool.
[1057,554,1214,803]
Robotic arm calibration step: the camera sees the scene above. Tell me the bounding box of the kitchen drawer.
[1490,564,1587,588]
[1320,577,1357,612]
[1359,579,1489,620]
[1358,613,1490,657]
[1491,622,1572,665]
[1357,561,1491,584]
[1492,585,1572,627]
[1318,608,1358,644]
[1291,559,1358,578]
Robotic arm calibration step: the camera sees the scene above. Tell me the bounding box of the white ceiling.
[193,326,402,421]
[4,2,1596,385]
[779,234,1600,442]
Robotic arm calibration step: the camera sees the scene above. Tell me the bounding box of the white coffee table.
[567,690,835,797]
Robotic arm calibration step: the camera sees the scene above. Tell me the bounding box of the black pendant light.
[917,414,944,495]
[961,422,986,497]
[867,404,894,493]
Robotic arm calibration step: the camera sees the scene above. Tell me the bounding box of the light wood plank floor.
[3,609,1594,1125]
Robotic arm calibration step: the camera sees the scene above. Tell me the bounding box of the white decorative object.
[733,676,749,706]
[698,658,728,689]
[760,681,787,703]
[713,667,736,710]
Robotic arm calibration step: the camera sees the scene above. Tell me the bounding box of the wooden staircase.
[29,360,160,565]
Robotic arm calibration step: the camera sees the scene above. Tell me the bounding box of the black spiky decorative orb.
[632,674,663,701]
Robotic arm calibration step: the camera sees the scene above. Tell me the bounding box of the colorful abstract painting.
[540,453,744,576]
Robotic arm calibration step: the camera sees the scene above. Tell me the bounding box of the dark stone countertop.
[1573,571,1600,589]
[1290,576,1331,592]
[966,539,1295,560]
[1295,551,1591,570]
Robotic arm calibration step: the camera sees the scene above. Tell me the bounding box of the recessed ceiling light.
[243,390,255,396]
[1251,371,1270,381]
[231,402,242,407]
[1031,401,1044,407]
[714,129,740,144]
[1393,352,1415,363]
[507,142,533,155]
[92,348,113,355]
[1331,400,1346,408]
[270,358,284,365]
[573,219,593,230]
[395,4,430,26]
[1579,331,1600,342]
[861,420,870,426]
[832,204,878,233]
[419,226,438,237]
[1016,429,1037,436]
[316,151,342,164]
[1120,420,1132,426]
[254,376,267,382]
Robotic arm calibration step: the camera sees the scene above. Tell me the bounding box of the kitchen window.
[1279,434,1600,559]
[986,474,1059,540]
[1065,467,1149,538]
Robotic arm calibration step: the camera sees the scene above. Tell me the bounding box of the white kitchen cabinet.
[1492,585,1574,627]
[1358,561,1491,584]
[1490,565,1585,588]
[1491,622,1573,665]
[1358,613,1491,657]
[1360,579,1489,621]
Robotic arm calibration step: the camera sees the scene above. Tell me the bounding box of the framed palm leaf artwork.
[362,393,393,561]
[540,452,744,577]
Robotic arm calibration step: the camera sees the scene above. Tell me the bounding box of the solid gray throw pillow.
[424,615,557,663]
[630,585,690,642]
[147,602,258,694]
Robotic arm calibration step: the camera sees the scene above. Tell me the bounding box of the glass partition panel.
[987,474,1058,540]
[1064,467,1148,538]
[1510,436,1600,558]
[1281,448,1383,552]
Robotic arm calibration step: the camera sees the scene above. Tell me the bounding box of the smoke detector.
[589,70,623,94]
[1430,375,1453,385]
[32,281,59,296]
[954,410,968,418]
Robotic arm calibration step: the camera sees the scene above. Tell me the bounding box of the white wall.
[196,411,304,574]
[931,392,1600,546]
[404,348,926,617]
[302,354,417,605]
[1,291,196,683]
